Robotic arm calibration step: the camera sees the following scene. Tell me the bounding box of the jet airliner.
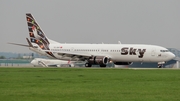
[31,58,82,67]
[9,13,176,68]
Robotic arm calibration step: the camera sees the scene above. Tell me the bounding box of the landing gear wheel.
[100,64,106,67]
[158,64,163,68]
[85,63,92,67]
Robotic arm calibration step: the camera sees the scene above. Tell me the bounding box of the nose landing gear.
[158,61,165,68]
[158,64,163,68]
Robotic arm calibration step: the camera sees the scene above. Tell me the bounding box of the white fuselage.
[33,43,175,63]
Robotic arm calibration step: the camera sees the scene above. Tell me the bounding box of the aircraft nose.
[31,60,36,65]
[168,52,176,60]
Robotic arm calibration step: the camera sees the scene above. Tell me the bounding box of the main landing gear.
[85,63,92,67]
[99,64,106,67]
[85,63,107,67]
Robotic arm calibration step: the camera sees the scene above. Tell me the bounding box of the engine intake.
[88,56,109,65]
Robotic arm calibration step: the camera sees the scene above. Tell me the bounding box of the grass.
[0,67,180,101]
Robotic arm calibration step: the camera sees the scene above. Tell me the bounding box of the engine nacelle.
[88,56,109,65]
[114,62,133,65]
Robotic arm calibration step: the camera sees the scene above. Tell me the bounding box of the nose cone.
[168,52,176,60]
[31,60,36,65]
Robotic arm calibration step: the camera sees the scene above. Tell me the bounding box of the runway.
[0,66,179,70]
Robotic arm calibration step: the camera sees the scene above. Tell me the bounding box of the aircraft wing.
[46,50,93,61]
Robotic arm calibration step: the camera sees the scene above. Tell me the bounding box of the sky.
[0,0,180,53]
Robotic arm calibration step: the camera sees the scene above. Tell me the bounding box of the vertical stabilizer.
[26,13,50,50]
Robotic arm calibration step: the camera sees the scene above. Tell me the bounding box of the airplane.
[9,13,176,68]
[31,58,82,67]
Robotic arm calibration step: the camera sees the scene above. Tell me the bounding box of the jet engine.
[88,56,109,65]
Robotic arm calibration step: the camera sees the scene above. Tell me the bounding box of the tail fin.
[26,13,50,50]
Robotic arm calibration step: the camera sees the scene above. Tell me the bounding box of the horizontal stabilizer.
[8,42,29,47]
[8,38,35,48]
[26,38,33,47]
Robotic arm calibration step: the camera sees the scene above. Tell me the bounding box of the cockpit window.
[160,50,169,52]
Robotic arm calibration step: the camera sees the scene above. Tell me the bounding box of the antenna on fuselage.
[118,41,121,44]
